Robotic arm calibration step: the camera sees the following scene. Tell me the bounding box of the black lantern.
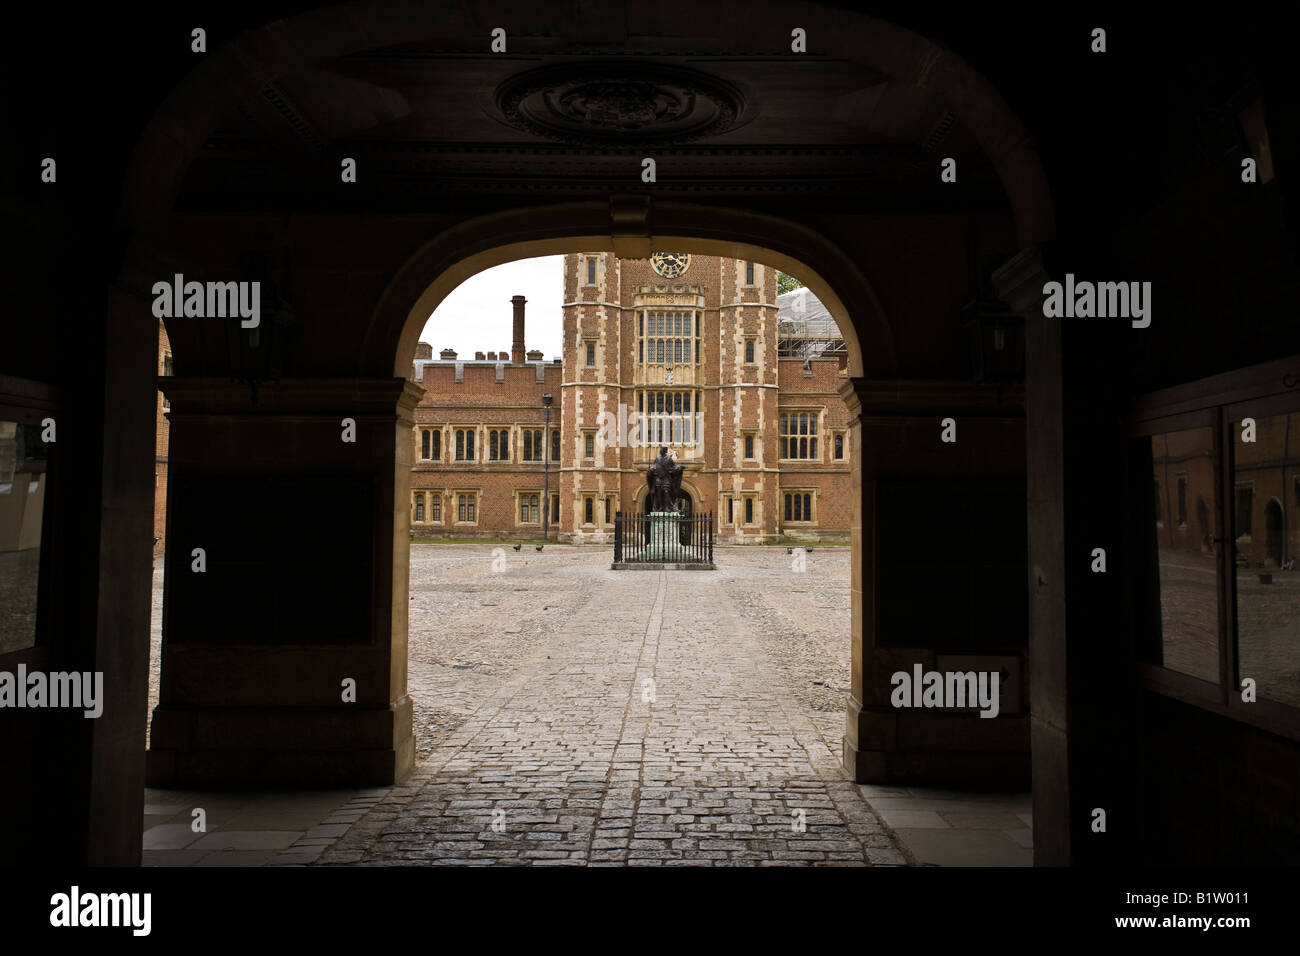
[961,296,1025,385]
[226,256,295,405]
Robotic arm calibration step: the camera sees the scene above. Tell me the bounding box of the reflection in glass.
[1148,426,1220,682]
[0,422,48,653]
[1234,412,1300,706]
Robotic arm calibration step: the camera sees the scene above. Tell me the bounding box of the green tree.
[776,272,804,295]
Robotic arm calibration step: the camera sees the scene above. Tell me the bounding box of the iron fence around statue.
[613,511,713,565]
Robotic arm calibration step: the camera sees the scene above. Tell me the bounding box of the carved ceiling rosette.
[494,63,749,147]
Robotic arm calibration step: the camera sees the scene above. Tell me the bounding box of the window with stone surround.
[605,496,613,524]
[420,429,430,460]
[488,428,510,461]
[726,497,735,525]
[780,411,820,460]
[586,341,596,367]
[638,389,699,446]
[743,433,755,460]
[431,494,441,522]
[430,429,441,461]
[744,338,755,364]
[551,494,560,524]
[414,492,424,523]
[586,256,596,285]
[551,429,560,463]
[584,431,595,459]
[639,310,698,367]
[455,428,475,461]
[784,491,814,523]
[523,428,544,462]
[833,431,846,460]
[456,492,477,524]
[745,261,755,285]
[744,497,754,525]
[161,352,172,410]
[519,492,540,524]
[584,496,594,525]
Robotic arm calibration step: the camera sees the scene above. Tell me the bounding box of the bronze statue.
[646,446,684,513]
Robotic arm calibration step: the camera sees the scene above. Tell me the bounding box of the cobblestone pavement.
[319,544,909,866]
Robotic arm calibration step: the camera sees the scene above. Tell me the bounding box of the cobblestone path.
[319,549,908,866]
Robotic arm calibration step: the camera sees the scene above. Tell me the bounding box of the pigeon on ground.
[535,545,544,552]
[513,543,522,551]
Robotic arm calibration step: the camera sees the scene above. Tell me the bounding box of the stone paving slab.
[319,559,910,866]
[141,545,1027,867]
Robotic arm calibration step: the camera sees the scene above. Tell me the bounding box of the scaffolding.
[777,287,847,361]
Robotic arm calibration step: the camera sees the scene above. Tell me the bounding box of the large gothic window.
[639,311,698,367]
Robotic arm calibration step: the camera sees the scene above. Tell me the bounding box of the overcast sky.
[419,256,565,360]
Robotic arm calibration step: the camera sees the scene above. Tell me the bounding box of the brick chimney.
[526,349,544,361]
[487,351,497,361]
[475,351,485,360]
[440,348,457,360]
[511,295,526,363]
[415,342,433,360]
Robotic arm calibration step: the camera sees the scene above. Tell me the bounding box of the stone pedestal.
[641,511,684,561]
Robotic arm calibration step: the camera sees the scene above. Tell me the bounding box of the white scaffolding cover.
[777,287,845,358]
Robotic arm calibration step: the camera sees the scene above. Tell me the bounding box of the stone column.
[993,246,1133,867]
[839,377,1030,786]
[147,377,422,787]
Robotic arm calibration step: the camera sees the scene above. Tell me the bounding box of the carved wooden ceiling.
[179,35,1007,215]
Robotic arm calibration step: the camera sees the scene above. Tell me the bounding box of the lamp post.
[542,393,553,540]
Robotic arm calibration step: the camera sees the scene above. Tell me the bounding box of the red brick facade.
[408,254,852,543]
[153,320,171,557]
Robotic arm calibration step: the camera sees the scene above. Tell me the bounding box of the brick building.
[154,320,172,557]
[408,253,852,543]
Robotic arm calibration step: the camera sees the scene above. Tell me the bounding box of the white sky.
[419,256,565,360]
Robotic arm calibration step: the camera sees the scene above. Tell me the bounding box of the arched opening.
[391,242,865,763]
[102,0,1060,869]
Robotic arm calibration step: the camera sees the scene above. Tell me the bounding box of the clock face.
[651,252,690,279]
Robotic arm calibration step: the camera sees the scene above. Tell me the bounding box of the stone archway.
[97,0,1061,866]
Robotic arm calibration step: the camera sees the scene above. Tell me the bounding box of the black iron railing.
[614,511,713,564]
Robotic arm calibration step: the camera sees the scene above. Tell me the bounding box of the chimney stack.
[440,348,457,360]
[511,295,527,364]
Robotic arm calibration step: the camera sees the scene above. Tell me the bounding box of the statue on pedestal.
[646,446,683,513]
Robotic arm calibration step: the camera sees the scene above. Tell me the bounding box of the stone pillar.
[840,377,1030,787]
[81,286,158,863]
[993,246,1133,866]
[147,377,422,787]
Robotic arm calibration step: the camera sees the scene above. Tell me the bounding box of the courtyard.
[143,544,1030,866]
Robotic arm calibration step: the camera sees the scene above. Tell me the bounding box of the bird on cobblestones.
[513,543,522,551]
[535,545,544,552]
[786,548,792,554]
